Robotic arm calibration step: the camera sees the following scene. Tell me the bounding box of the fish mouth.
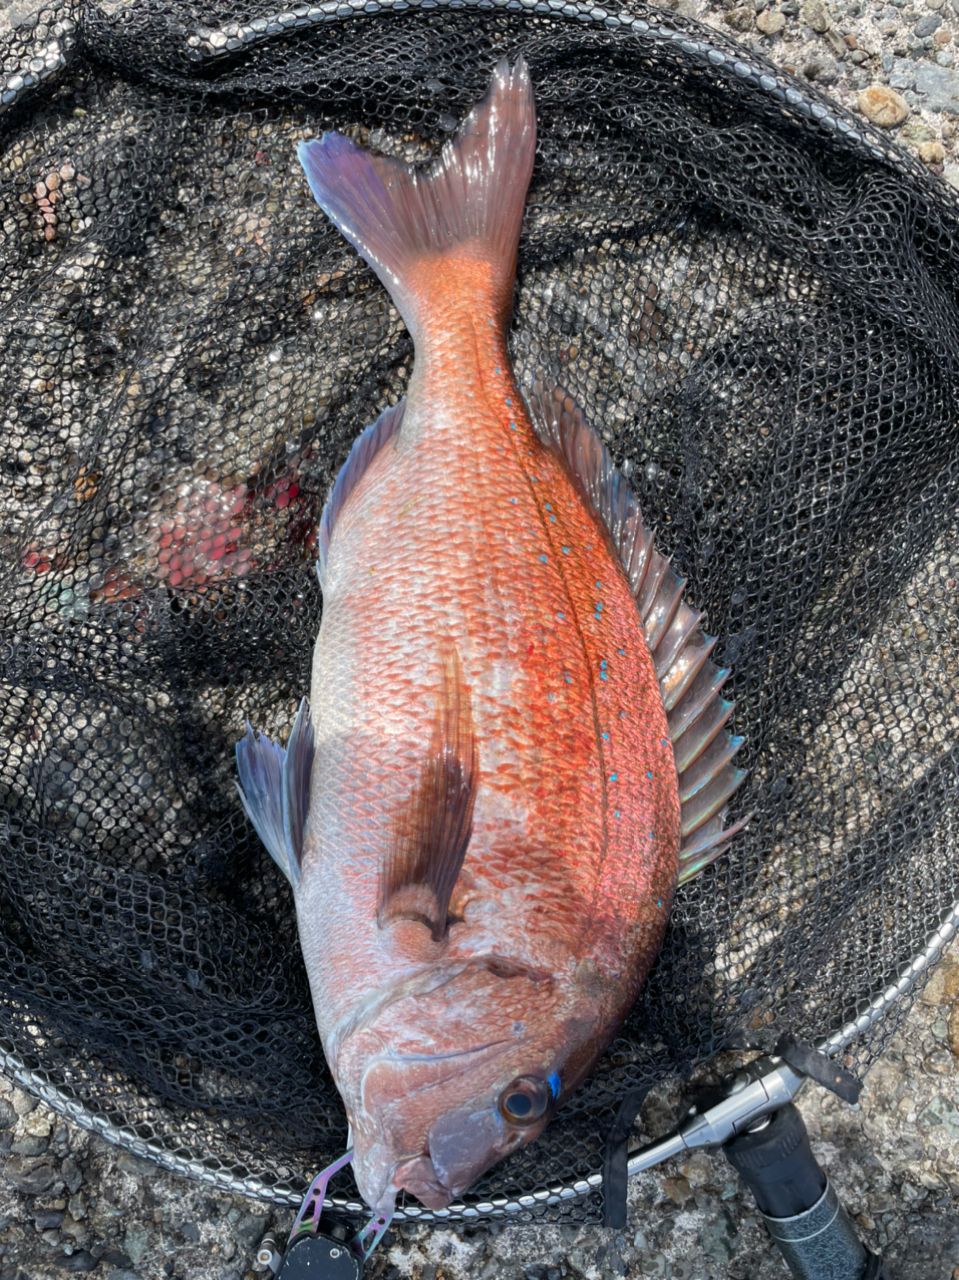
[389,1155,454,1210]
[366,1076,514,1214]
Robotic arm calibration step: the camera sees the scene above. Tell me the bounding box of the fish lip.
[384,1155,454,1211]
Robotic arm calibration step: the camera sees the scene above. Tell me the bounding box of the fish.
[235,57,748,1217]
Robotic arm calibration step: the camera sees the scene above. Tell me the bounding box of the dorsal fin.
[317,399,405,589]
[527,383,749,881]
[235,698,314,887]
[379,644,478,940]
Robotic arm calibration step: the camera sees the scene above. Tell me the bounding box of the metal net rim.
[1,0,956,1223]
[176,0,917,177]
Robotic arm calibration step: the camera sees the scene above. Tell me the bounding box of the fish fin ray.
[673,696,735,773]
[526,381,657,596]
[527,381,749,878]
[282,698,315,871]
[677,812,751,884]
[317,399,405,589]
[235,700,314,886]
[681,765,749,839]
[379,645,477,940]
[296,57,535,335]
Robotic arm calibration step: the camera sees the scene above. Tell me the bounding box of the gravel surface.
[2,3,959,1279]
[681,0,959,184]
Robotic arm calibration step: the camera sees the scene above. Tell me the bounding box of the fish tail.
[297,57,536,339]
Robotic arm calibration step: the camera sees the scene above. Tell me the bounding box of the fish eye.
[498,1076,550,1125]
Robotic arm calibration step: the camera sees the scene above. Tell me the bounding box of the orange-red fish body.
[237,58,744,1217]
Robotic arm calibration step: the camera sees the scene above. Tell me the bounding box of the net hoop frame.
[1,0,957,1222]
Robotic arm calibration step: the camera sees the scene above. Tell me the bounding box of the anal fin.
[236,698,314,888]
[317,399,405,590]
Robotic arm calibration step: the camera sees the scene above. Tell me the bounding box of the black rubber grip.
[724,1103,827,1218]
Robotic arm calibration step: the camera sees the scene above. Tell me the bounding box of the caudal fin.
[297,57,536,336]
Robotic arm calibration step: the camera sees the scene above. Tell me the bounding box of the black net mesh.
[1,0,957,1225]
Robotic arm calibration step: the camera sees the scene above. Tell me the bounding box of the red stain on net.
[22,471,312,606]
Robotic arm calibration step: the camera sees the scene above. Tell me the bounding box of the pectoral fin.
[236,698,314,887]
[379,646,477,940]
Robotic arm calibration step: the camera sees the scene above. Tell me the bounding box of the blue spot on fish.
[595,580,602,589]
[656,898,664,909]
[549,515,556,523]
[609,772,618,782]
[564,672,573,684]
[506,397,512,406]
[544,503,552,511]
[660,736,669,747]
[539,554,548,563]
[618,648,626,656]
[556,611,566,621]
[562,546,570,555]
[547,1071,561,1100]
[646,769,654,779]
[602,731,609,740]
[510,420,517,430]
[614,809,621,819]
[510,497,518,504]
